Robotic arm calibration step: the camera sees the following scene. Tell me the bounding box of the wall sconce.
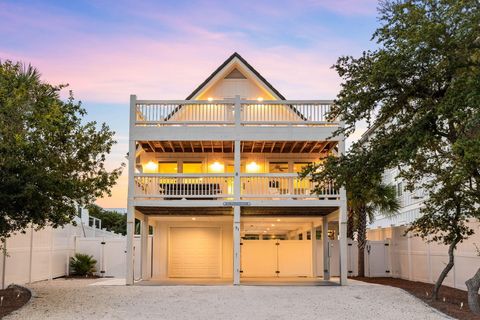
[143,161,158,173]
[246,161,260,173]
[209,161,224,173]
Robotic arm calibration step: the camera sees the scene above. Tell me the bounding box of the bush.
[70,253,97,276]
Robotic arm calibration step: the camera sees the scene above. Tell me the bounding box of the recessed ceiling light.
[267,228,270,231]
[276,219,281,222]
[271,224,275,227]
[192,217,196,221]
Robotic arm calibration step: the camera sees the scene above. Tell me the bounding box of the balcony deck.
[134,99,338,127]
[133,173,339,203]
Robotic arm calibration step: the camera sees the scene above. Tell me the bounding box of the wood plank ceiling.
[138,141,337,154]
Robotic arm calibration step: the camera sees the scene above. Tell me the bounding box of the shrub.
[70,253,97,276]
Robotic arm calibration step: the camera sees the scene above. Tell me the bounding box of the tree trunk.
[466,267,480,315]
[357,208,367,277]
[347,208,355,240]
[432,240,458,300]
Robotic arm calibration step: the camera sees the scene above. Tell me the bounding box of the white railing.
[241,100,335,125]
[135,100,235,125]
[134,174,234,199]
[134,99,337,126]
[240,174,339,199]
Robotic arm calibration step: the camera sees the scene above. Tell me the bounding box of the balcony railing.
[134,174,234,199]
[134,99,336,127]
[133,173,339,201]
[240,174,339,200]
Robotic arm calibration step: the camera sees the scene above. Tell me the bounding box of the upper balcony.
[131,98,342,141]
[134,98,337,127]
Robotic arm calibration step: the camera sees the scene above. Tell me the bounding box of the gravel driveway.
[6,279,449,320]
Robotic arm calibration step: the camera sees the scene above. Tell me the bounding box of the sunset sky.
[0,0,380,208]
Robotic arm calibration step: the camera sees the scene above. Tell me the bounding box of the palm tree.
[300,144,399,277]
[348,182,399,277]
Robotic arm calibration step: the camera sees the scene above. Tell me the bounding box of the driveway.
[7,279,449,320]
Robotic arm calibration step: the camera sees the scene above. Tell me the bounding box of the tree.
[301,144,399,277]
[465,245,480,314]
[0,61,123,243]
[86,204,127,235]
[329,0,480,299]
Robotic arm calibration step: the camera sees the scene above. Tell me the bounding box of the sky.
[0,0,380,208]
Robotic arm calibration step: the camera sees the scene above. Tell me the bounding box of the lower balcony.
[133,174,339,201]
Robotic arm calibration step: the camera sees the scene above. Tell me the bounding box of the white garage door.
[168,227,222,278]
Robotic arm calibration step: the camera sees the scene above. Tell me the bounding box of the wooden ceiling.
[136,206,337,216]
[139,140,337,154]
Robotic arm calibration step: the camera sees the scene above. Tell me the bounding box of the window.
[298,233,303,240]
[306,231,311,240]
[316,229,322,240]
[396,182,403,197]
[293,162,310,173]
[134,218,141,235]
[149,225,154,235]
[269,162,288,173]
[242,234,259,240]
[183,161,203,173]
[158,162,177,174]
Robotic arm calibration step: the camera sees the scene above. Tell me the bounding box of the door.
[168,227,222,278]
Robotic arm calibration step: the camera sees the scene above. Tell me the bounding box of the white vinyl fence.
[367,221,480,291]
[75,236,153,279]
[0,221,123,289]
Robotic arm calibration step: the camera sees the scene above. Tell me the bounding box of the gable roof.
[185,52,286,100]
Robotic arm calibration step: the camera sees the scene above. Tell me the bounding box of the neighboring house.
[126,52,348,285]
[368,166,426,229]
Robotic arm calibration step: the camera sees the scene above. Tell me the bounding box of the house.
[126,52,348,285]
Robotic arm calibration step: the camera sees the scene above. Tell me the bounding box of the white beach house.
[126,52,348,285]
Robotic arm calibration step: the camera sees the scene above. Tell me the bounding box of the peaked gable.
[186,52,286,100]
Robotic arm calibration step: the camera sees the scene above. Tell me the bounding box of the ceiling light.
[276,219,281,222]
[257,97,264,102]
[192,217,196,221]
[271,224,275,227]
[207,97,213,101]
[246,161,260,173]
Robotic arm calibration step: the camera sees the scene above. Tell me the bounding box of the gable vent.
[225,68,247,79]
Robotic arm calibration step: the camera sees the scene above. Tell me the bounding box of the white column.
[322,216,330,280]
[141,215,149,280]
[233,138,241,285]
[234,95,241,126]
[233,206,241,285]
[339,206,348,285]
[126,94,137,285]
[311,224,317,278]
[338,137,348,285]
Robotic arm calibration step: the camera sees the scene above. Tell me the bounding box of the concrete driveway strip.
[6,279,449,320]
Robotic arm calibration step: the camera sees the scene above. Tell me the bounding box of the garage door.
[168,227,222,278]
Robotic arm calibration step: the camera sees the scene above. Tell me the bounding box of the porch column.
[338,138,348,285]
[141,215,149,280]
[233,138,241,285]
[233,206,241,285]
[339,205,348,285]
[322,216,330,281]
[311,223,317,278]
[126,94,137,286]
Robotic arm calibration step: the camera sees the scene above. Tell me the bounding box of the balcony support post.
[126,94,137,286]
[233,205,241,285]
[322,216,330,281]
[233,138,241,285]
[141,214,150,280]
[234,95,241,126]
[338,137,348,285]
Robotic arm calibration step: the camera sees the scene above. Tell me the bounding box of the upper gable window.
[225,68,247,79]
